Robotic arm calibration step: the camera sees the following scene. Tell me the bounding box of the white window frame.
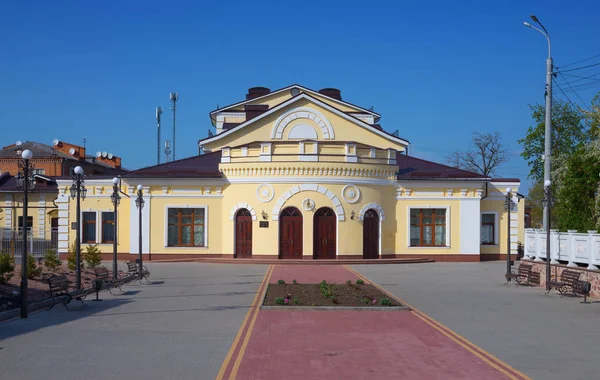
[164,205,208,248]
[480,211,498,246]
[407,206,451,248]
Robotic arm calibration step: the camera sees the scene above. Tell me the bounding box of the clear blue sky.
[2,0,600,194]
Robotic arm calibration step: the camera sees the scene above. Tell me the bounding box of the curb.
[260,305,409,311]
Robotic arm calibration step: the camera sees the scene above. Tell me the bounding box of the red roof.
[125,151,222,178]
[396,153,490,180]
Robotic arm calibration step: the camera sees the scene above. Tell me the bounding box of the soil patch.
[263,282,401,307]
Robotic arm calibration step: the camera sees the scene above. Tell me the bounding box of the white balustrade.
[524,228,600,270]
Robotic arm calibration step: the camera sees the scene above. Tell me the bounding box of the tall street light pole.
[544,179,552,288]
[135,184,145,273]
[70,166,87,290]
[524,15,552,230]
[16,149,35,318]
[505,188,513,278]
[110,177,121,280]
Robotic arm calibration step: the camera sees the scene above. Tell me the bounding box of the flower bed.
[263,280,400,307]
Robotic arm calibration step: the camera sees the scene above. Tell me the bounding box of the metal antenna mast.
[169,92,179,160]
[164,140,171,162]
[156,106,163,165]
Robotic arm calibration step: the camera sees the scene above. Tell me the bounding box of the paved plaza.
[0,261,598,379]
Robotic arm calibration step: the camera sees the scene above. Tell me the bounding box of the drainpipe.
[480,182,489,200]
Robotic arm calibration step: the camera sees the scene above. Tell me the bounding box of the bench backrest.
[518,264,532,276]
[560,270,581,285]
[94,267,110,280]
[126,262,138,272]
[48,276,70,291]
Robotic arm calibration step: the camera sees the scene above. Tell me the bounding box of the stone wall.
[522,259,600,299]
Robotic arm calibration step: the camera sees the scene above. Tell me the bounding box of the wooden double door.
[362,209,379,259]
[235,209,252,258]
[314,207,336,259]
[280,207,303,259]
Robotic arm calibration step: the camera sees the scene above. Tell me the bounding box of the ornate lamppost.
[504,188,519,280]
[135,184,144,273]
[69,166,87,289]
[110,177,121,280]
[16,149,35,318]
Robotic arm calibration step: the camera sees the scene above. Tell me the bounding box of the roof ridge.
[127,151,220,174]
[397,153,489,178]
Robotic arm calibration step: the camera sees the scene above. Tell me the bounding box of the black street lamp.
[504,188,519,280]
[135,184,145,273]
[110,177,121,280]
[16,149,35,318]
[70,166,87,290]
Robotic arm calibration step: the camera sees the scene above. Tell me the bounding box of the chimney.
[246,87,271,100]
[318,88,342,100]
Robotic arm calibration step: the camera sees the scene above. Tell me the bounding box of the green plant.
[380,298,393,306]
[84,244,102,269]
[346,280,352,286]
[0,253,15,284]
[275,297,285,305]
[356,279,364,285]
[319,280,334,299]
[43,247,62,272]
[27,254,42,279]
[293,297,300,305]
[67,243,78,271]
[277,279,285,285]
[292,279,297,284]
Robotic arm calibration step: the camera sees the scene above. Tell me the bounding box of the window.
[101,212,115,243]
[32,169,45,175]
[167,208,205,247]
[481,213,496,245]
[82,212,96,243]
[18,216,33,234]
[410,209,447,247]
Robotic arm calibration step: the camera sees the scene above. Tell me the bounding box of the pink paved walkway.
[270,264,366,284]
[235,310,511,380]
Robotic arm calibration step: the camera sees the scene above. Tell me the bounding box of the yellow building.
[55,85,523,261]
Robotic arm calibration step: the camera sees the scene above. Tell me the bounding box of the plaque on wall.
[71,222,77,230]
[259,221,269,228]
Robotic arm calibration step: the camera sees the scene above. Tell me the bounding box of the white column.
[55,187,71,254]
[129,187,151,254]
[459,197,480,255]
[587,231,598,270]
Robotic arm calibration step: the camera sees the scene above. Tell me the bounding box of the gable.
[200,94,408,152]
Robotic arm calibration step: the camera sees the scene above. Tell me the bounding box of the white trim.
[200,93,408,147]
[481,211,498,246]
[256,183,275,203]
[163,205,209,248]
[209,84,380,119]
[288,124,319,139]
[151,194,223,198]
[272,184,344,221]
[271,107,334,139]
[227,177,396,186]
[407,206,451,248]
[229,203,257,221]
[299,155,318,161]
[341,184,361,204]
[358,203,385,221]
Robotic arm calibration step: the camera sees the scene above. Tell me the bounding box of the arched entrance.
[279,207,303,259]
[235,209,252,258]
[314,207,336,259]
[363,209,379,259]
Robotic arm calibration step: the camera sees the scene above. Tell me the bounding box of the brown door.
[51,217,59,247]
[235,209,252,258]
[363,209,379,259]
[314,207,336,259]
[279,207,303,259]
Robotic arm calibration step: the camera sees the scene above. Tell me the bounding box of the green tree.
[43,246,62,272]
[27,254,42,279]
[519,100,589,182]
[0,253,15,284]
[84,244,102,269]
[525,181,544,229]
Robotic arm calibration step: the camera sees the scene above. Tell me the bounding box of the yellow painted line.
[343,265,532,380]
[215,265,273,380]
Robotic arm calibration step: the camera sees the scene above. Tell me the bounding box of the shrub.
[27,254,42,279]
[277,279,285,284]
[84,244,102,269]
[293,297,300,305]
[356,279,364,285]
[380,298,393,306]
[319,280,334,299]
[67,249,77,271]
[345,280,352,286]
[43,247,62,272]
[0,253,15,284]
[275,297,285,305]
[292,279,297,284]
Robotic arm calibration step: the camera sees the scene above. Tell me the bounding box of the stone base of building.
[521,259,600,300]
[480,253,519,261]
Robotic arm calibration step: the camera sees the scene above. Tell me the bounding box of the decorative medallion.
[341,184,360,204]
[576,243,586,254]
[302,198,315,211]
[256,183,275,203]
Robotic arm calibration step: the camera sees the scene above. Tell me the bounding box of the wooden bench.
[546,269,582,297]
[47,275,85,310]
[505,263,539,286]
[94,266,124,294]
[126,261,150,284]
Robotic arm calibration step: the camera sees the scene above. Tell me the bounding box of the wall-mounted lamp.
[350,210,355,220]
[261,210,268,220]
